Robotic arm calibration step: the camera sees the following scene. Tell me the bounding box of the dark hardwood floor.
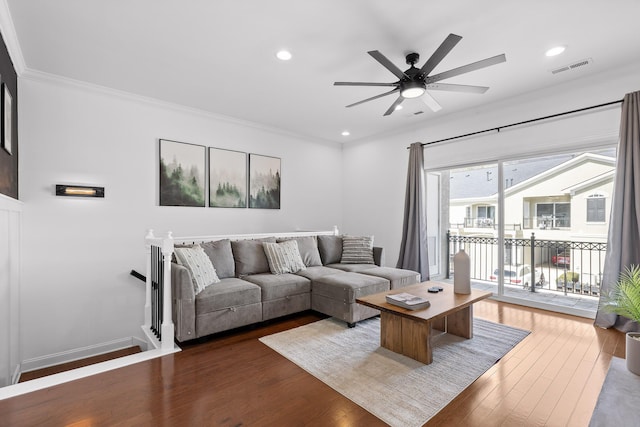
[18,346,142,382]
[0,301,625,426]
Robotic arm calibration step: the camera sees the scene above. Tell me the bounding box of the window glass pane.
[555,203,570,227]
[587,198,606,222]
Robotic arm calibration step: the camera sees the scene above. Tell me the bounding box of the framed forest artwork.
[249,154,281,209]
[209,147,247,208]
[159,139,206,207]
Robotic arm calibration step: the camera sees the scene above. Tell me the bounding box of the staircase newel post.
[161,231,175,349]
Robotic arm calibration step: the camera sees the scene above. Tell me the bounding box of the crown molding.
[20,68,340,148]
[0,0,26,75]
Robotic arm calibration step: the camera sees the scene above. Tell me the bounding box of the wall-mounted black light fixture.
[56,185,105,198]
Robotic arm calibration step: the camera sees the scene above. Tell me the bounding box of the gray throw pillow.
[317,235,343,265]
[231,237,276,276]
[263,240,307,274]
[341,235,375,264]
[276,236,322,267]
[201,239,235,279]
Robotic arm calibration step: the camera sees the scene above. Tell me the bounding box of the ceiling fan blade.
[419,33,463,78]
[383,96,405,116]
[421,92,442,112]
[426,83,489,93]
[368,50,409,80]
[425,53,506,84]
[345,88,399,108]
[334,82,398,87]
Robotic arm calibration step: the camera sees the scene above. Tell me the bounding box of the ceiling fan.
[334,33,506,116]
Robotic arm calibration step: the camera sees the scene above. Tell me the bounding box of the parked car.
[551,249,571,267]
[489,264,543,289]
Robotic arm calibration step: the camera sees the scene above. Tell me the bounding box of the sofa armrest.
[373,247,385,267]
[171,262,197,342]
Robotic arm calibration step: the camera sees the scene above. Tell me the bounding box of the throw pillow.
[263,240,307,274]
[174,245,220,295]
[340,235,375,264]
[276,236,322,267]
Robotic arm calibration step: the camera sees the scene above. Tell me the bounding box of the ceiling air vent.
[551,58,593,75]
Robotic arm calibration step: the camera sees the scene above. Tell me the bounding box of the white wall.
[342,60,640,270]
[18,75,343,365]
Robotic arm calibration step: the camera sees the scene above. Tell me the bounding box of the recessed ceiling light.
[395,105,403,111]
[341,131,350,136]
[276,50,292,61]
[545,46,566,57]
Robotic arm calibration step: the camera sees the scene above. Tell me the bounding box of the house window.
[536,202,570,228]
[476,205,495,226]
[477,205,495,220]
[587,194,606,222]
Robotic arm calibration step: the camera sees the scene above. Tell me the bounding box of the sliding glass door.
[437,148,615,315]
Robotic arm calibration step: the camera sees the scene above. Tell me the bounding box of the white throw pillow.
[262,240,307,274]
[174,245,220,295]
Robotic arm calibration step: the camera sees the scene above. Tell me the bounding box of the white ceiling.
[6,0,640,143]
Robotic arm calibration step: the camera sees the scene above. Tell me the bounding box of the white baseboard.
[1,344,180,400]
[19,336,149,374]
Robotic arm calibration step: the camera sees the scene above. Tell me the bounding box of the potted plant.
[601,264,640,375]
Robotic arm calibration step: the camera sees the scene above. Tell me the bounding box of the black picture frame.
[209,147,247,208]
[249,154,281,209]
[159,139,206,207]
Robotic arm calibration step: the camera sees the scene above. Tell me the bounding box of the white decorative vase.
[626,332,640,375]
[453,249,471,294]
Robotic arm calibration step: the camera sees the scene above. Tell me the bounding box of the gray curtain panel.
[595,91,640,331]
[396,142,429,280]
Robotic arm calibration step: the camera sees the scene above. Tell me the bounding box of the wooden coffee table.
[356,282,492,364]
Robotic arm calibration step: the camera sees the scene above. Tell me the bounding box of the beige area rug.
[259,317,529,427]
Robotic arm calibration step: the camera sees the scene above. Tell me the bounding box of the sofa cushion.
[277,236,322,267]
[174,245,220,295]
[359,266,421,289]
[325,263,378,273]
[231,237,276,277]
[263,240,306,274]
[318,235,343,265]
[195,278,261,313]
[294,265,343,280]
[341,235,375,264]
[312,272,389,302]
[201,239,235,279]
[243,273,311,301]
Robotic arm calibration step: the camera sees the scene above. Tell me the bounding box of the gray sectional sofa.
[171,234,420,342]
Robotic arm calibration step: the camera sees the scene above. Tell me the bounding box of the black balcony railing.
[447,231,606,296]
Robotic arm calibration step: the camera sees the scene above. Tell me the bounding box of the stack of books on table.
[385,292,431,310]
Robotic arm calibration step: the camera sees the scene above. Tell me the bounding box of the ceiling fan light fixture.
[400,81,426,99]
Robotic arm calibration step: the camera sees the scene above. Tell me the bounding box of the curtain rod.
[411,98,624,148]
